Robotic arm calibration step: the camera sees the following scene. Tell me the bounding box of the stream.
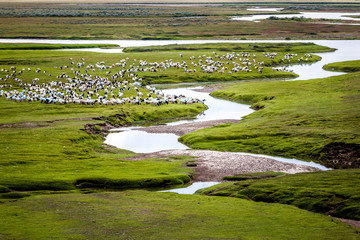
[2,38,359,194]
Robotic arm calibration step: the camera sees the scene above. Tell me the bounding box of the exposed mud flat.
[128,149,320,181]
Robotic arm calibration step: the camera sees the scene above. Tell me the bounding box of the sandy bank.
[128,149,320,181]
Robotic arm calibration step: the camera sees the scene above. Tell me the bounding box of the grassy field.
[180,69,360,169]
[0,42,330,86]
[0,43,359,238]
[324,60,360,72]
[198,169,360,220]
[0,98,206,192]
[0,42,329,193]
[0,3,359,40]
[1,190,359,239]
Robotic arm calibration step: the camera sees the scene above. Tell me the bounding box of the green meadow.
[324,60,360,72]
[0,42,328,192]
[198,169,360,220]
[0,42,329,85]
[180,71,360,168]
[0,3,359,40]
[0,42,359,238]
[0,191,359,239]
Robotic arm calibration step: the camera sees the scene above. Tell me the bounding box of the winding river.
[2,38,359,193]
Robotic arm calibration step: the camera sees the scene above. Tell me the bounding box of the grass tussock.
[199,169,360,220]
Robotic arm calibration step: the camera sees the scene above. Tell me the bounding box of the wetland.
[0,2,359,239]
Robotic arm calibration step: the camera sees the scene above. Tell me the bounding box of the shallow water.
[234,152,329,171]
[232,12,360,22]
[105,129,189,153]
[159,182,220,194]
[247,7,284,12]
[104,87,254,152]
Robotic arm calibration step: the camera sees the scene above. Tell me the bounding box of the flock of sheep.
[0,50,306,106]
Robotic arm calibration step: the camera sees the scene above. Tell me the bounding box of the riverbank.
[180,70,360,169]
[128,149,319,181]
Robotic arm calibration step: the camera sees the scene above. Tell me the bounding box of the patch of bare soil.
[142,119,239,136]
[319,142,360,169]
[335,218,360,230]
[128,149,320,181]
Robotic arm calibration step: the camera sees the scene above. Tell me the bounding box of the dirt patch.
[335,217,360,229]
[142,119,239,136]
[319,142,360,169]
[84,122,113,137]
[128,149,320,181]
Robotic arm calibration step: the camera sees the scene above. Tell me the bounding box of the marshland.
[0,1,359,239]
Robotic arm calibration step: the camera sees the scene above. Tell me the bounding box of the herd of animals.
[0,51,310,106]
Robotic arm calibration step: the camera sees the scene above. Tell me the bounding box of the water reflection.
[232,12,360,21]
[163,87,253,124]
[105,87,254,153]
[159,182,220,194]
[105,129,189,153]
[247,8,284,12]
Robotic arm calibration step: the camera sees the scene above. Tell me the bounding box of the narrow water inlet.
[159,182,220,194]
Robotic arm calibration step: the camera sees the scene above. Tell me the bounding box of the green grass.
[0,42,332,87]
[0,190,359,239]
[324,60,360,72]
[0,44,359,238]
[198,169,360,220]
[0,42,329,193]
[0,3,359,40]
[180,71,360,168]
[124,42,334,53]
[0,98,206,192]
[222,171,286,181]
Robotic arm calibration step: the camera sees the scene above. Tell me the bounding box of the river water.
[232,12,360,22]
[2,38,358,193]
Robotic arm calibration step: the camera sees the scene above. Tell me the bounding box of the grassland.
[0,42,329,86]
[0,43,359,238]
[324,60,360,72]
[180,71,360,169]
[0,42,328,193]
[0,45,216,193]
[199,169,360,220]
[0,98,206,192]
[1,191,359,239]
[0,2,359,40]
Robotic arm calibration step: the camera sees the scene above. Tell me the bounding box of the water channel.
[2,38,359,193]
[232,12,360,22]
